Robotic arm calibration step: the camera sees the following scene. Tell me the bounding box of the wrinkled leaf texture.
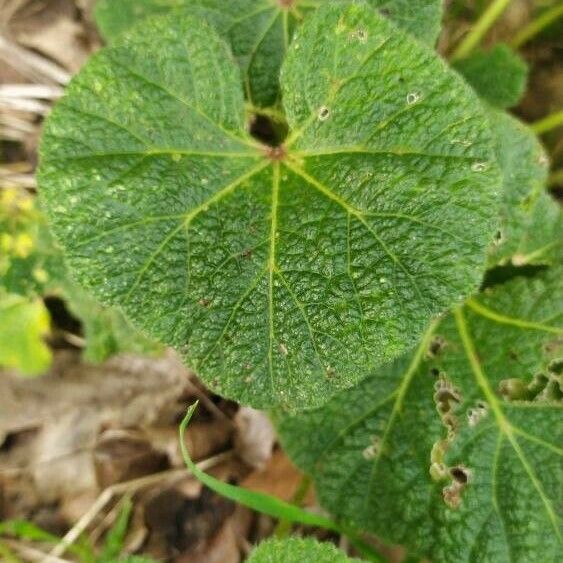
[277,266,563,561]
[247,537,360,562]
[40,3,501,409]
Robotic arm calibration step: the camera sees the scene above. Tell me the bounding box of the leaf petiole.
[451,0,513,60]
[511,3,563,48]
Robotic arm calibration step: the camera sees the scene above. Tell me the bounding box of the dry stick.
[511,3,563,48]
[0,96,50,114]
[3,539,71,563]
[46,451,232,559]
[0,35,70,85]
[88,494,130,546]
[0,84,63,99]
[451,0,513,60]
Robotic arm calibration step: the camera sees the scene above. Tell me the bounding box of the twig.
[511,3,563,48]
[531,110,563,135]
[0,84,63,99]
[3,538,71,563]
[46,451,232,560]
[0,96,50,114]
[451,0,513,60]
[0,171,37,189]
[0,35,70,85]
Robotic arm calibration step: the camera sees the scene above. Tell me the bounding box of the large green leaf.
[39,3,500,409]
[488,110,562,267]
[454,44,528,110]
[276,266,563,561]
[94,0,444,107]
[247,537,359,562]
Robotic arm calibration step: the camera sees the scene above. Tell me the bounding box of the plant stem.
[531,110,563,135]
[511,3,563,48]
[451,0,513,60]
[548,169,563,187]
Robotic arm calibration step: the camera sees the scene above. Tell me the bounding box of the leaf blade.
[40,6,501,408]
[277,267,563,560]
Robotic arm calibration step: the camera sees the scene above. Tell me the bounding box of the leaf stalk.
[451,0,513,60]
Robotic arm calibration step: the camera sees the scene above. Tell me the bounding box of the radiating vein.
[284,160,428,308]
[123,161,269,302]
[106,52,258,148]
[363,320,439,512]
[466,298,562,334]
[268,162,281,396]
[454,307,561,539]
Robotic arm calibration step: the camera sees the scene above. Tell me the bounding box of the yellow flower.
[17,196,34,212]
[33,268,49,284]
[0,187,18,207]
[0,232,13,252]
[14,232,34,258]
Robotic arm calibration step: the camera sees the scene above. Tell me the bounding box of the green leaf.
[488,110,562,267]
[40,4,500,409]
[276,266,563,561]
[0,519,95,561]
[453,43,528,109]
[0,294,52,376]
[0,190,161,364]
[94,0,444,107]
[247,537,360,562]
[62,282,162,363]
[100,498,133,561]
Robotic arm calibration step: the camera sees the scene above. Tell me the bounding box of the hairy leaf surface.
[247,537,359,562]
[277,266,563,561]
[95,0,444,107]
[454,44,528,109]
[40,4,500,409]
[488,110,562,266]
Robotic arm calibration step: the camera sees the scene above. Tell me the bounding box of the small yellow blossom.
[33,268,49,284]
[13,232,34,258]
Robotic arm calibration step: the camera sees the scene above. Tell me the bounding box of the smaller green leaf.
[0,519,94,561]
[0,294,52,376]
[276,265,563,562]
[488,110,562,266]
[454,43,528,109]
[0,190,161,365]
[247,537,360,563]
[0,520,61,544]
[95,0,443,107]
[62,283,162,363]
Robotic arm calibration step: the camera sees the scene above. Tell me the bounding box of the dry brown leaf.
[233,407,276,470]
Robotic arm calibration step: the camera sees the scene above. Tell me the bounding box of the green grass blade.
[179,403,386,562]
